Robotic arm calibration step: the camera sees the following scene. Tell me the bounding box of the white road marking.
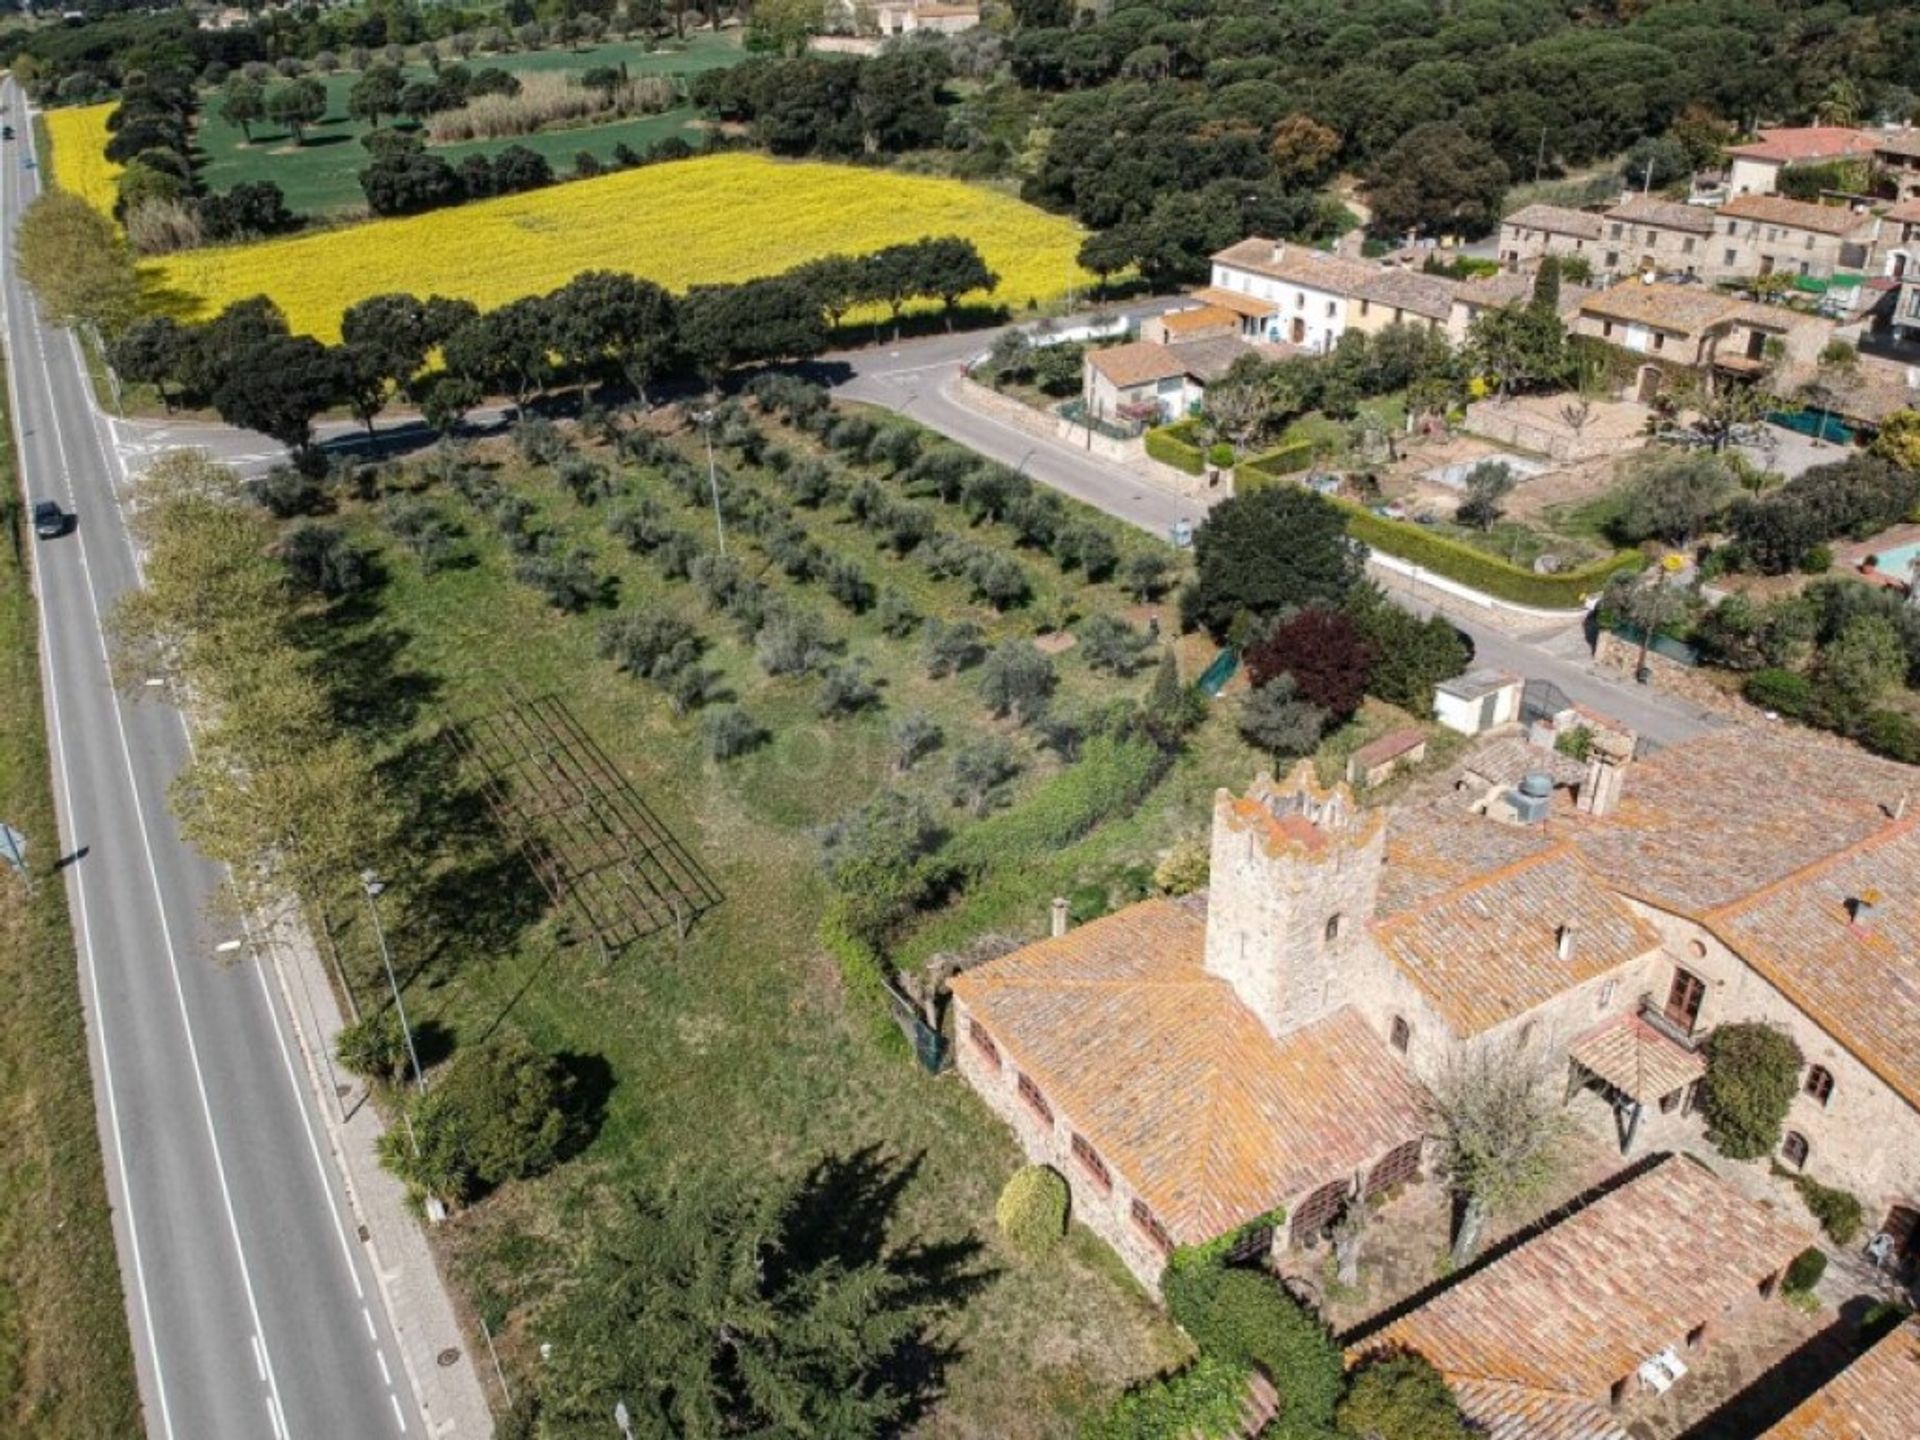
[377,1348,391,1386]
[251,1334,266,1382]
[390,1392,408,1433]
[0,109,178,1440]
[10,124,296,1436]
[363,1307,378,1342]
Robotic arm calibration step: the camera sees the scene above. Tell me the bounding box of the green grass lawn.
[300,407,1210,1435]
[194,33,742,216]
[0,373,142,1436]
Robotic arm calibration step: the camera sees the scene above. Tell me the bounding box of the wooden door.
[1666,968,1706,1032]
[1886,1205,1920,1261]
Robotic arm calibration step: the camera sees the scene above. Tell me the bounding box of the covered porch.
[1565,1010,1707,1156]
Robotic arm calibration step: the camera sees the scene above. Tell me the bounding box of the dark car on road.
[32,499,66,539]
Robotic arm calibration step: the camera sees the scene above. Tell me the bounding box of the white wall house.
[1208,238,1378,355]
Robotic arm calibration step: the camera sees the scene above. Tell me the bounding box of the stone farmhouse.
[1760,1316,1920,1438]
[1352,1154,1811,1440]
[950,727,1920,1290]
[1571,280,1827,391]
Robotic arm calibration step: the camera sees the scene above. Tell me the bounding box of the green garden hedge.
[1145,421,1205,475]
[1233,440,1316,493]
[1337,500,1644,610]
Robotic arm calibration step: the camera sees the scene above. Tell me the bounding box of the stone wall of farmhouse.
[949,996,1174,1289]
[1625,900,1920,1224]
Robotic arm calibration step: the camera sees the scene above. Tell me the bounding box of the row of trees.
[88,236,997,456]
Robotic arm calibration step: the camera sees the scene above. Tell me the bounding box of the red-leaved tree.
[1244,606,1376,722]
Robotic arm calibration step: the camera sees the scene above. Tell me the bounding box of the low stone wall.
[953,375,1061,442]
[1464,398,1646,463]
[1593,630,1743,717]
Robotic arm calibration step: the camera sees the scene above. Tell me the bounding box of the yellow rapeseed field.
[45,103,122,216]
[151,154,1096,340]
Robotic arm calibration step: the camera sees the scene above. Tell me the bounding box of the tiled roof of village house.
[1568,1013,1706,1105]
[1372,840,1661,1036]
[948,895,1424,1244]
[1360,1156,1811,1429]
[1559,727,1913,918]
[1727,127,1879,163]
[1351,267,1460,321]
[1189,285,1278,318]
[1502,203,1606,241]
[1605,196,1718,234]
[1719,193,1875,235]
[1760,1318,1920,1439]
[1376,800,1557,916]
[1443,1379,1624,1440]
[1453,271,1593,322]
[1158,304,1238,335]
[1885,196,1920,224]
[1211,237,1380,296]
[1705,818,1920,1110]
[1444,735,1589,794]
[1578,280,1741,333]
[1166,334,1260,383]
[1086,340,1189,388]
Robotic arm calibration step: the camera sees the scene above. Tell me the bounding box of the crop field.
[44,103,120,216]
[193,34,742,215]
[148,153,1096,339]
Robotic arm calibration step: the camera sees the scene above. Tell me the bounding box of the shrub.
[1154,837,1210,896]
[946,735,1020,816]
[819,791,946,943]
[597,612,701,680]
[892,711,942,772]
[815,660,880,717]
[1783,1245,1828,1294]
[822,558,875,613]
[1206,442,1235,469]
[995,1165,1068,1255]
[253,463,328,517]
[383,496,466,573]
[281,522,374,599]
[1336,1350,1473,1440]
[923,617,986,677]
[1161,1255,1343,1432]
[875,589,919,639]
[1743,668,1814,718]
[1082,1354,1254,1440]
[1860,708,1920,763]
[702,705,766,761]
[1077,613,1152,675]
[979,641,1057,723]
[756,609,830,676]
[1145,421,1205,475]
[336,1009,410,1086]
[1792,1175,1865,1246]
[515,548,603,612]
[1702,1022,1804,1161]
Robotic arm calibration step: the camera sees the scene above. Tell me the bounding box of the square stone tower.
[1203,763,1386,1040]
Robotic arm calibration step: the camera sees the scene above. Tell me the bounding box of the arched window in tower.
[1325,913,1343,944]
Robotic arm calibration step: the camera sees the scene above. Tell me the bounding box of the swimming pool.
[1873,540,1920,579]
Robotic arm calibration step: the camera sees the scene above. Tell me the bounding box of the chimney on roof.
[1271,242,1286,264]
[1557,922,1577,961]
[1850,889,1881,926]
[1577,729,1635,819]
[1050,896,1069,939]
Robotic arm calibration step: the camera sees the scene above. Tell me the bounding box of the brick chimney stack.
[1577,730,1635,819]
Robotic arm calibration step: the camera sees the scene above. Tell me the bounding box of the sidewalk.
[255,904,497,1438]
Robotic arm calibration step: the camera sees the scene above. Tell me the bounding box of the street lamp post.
[359,869,426,1095]
[694,408,727,557]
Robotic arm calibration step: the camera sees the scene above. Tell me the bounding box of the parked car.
[32,499,66,539]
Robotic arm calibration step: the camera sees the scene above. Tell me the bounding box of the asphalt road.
[4,80,424,1440]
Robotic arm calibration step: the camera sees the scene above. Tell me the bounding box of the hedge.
[1792,1173,1865,1246]
[1161,1253,1344,1430]
[1784,1246,1828,1294]
[1083,1354,1255,1440]
[946,733,1166,874]
[818,905,908,1054]
[996,1165,1069,1255]
[1337,500,1645,610]
[1233,440,1316,494]
[1146,421,1206,475]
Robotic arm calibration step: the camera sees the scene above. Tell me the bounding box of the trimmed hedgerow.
[1145,421,1206,475]
[1338,499,1644,610]
[1233,440,1316,493]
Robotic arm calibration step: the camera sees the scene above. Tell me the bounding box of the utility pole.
[694,408,727,557]
[1535,127,1548,185]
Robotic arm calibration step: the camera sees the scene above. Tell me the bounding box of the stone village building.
[950,728,1920,1290]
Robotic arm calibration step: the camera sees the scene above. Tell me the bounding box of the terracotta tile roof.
[1372,841,1661,1036]
[1560,727,1913,917]
[1350,727,1427,770]
[1578,281,1742,334]
[1190,285,1277,319]
[949,896,1424,1243]
[1453,272,1593,322]
[1606,196,1718,235]
[1568,1013,1706,1104]
[1446,736,1588,794]
[1885,197,1920,224]
[1503,204,1606,241]
[1728,127,1880,164]
[1376,801,1556,917]
[1719,193,1876,236]
[1352,268,1460,321]
[1086,341,1188,388]
[1211,237,1380,297]
[1361,1156,1812,1417]
[1760,1318,1920,1439]
[1445,1379,1625,1440]
[1165,334,1259,383]
[1159,304,1238,335]
[1705,819,1920,1110]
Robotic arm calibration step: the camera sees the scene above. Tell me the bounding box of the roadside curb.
[254,905,497,1438]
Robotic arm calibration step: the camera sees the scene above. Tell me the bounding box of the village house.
[1078,311,1275,428]
[1880,198,1920,344]
[1759,1317,1920,1438]
[1715,193,1883,282]
[1445,271,1592,343]
[1497,203,1605,270]
[1597,195,1719,280]
[1344,268,1459,338]
[1572,280,1827,392]
[1726,127,1882,197]
[1353,1154,1812,1440]
[1206,238,1380,353]
[950,727,1920,1289]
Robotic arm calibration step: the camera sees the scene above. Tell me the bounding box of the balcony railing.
[1637,994,1703,1052]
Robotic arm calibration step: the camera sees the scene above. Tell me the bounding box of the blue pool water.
[1873,540,1920,578]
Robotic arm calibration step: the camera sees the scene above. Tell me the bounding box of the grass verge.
[0,362,143,1435]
